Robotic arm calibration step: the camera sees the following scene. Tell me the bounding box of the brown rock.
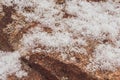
[21,53,97,80]
[0,5,15,51]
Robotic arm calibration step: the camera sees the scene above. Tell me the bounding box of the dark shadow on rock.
[0,5,15,51]
[21,53,98,80]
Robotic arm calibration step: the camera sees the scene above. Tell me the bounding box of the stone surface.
[21,53,97,80]
[0,1,120,80]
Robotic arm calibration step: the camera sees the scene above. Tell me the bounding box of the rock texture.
[0,0,120,80]
[21,53,97,80]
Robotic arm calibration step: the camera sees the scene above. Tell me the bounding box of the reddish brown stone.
[21,53,97,80]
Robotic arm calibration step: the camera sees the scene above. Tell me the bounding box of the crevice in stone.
[0,5,15,51]
[21,53,98,80]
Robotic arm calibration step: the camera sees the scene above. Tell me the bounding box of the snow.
[17,0,120,71]
[20,25,87,54]
[21,27,72,48]
[15,70,28,78]
[0,51,26,80]
[87,44,120,71]
[0,0,120,74]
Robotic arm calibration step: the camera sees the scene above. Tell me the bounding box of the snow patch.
[87,44,120,71]
[0,51,26,80]
[1,0,120,72]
